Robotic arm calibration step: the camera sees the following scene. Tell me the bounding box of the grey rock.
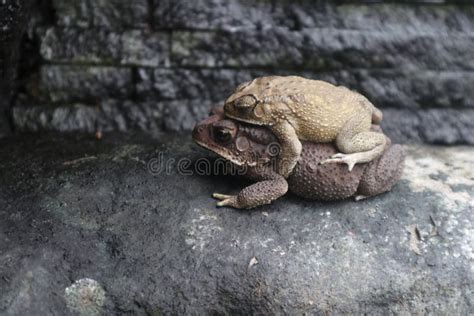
[12,98,166,133]
[0,133,472,314]
[27,65,474,110]
[154,0,474,33]
[350,70,474,109]
[0,0,31,137]
[11,98,212,134]
[162,99,213,131]
[12,96,474,145]
[12,102,102,133]
[171,28,474,71]
[418,108,474,145]
[52,0,149,29]
[290,1,474,32]
[171,29,305,68]
[40,27,170,67]
[36,65,133,103]
[138,68,474,109]
[120,30,170,67]
[154,0,288,31]
[380,109,423,144]
[39,27,121,64]
[0,0,29,43]
[120,100,165,132]
[381,109,474,145]
[137,68,267,102]
[311,70,474,109]
[8,0,474,146]
[0,114,12,138]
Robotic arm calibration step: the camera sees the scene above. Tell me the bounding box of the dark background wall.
[0,0,31,137]
[3,0,474,144]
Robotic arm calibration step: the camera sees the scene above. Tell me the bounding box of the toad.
[224,76,386,177]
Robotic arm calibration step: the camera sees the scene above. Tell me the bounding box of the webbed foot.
[319,153,358,172]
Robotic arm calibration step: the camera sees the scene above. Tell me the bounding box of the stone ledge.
[40,27,170,67]
[10,98,215,134]
[11,99,166,133]
[138,68,474,109]
[153,0,474,32]
[22,65,474,109]
[52,0,149,29]
[11,99,474,145]
[0,133,472,314]
[171,29,474,71]
[35,65,133,103]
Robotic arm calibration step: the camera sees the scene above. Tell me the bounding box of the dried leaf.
[408,224,421,255]
[429,215,439,237]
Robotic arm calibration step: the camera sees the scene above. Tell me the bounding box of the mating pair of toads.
[193,76,405,209]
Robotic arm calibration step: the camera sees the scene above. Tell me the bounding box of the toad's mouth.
[193,139,257,167]
[223,113,270,126]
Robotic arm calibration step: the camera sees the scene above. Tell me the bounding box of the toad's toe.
[319,153,358,172]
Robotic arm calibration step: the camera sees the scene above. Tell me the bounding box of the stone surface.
[313,70,474,109]
[40,27,170,67]
[39,27,121,64]
[136,68,264,102]
[138,68,474,108]
[52,0,149,29]
[5,0,474,144]
[153,0,288,31]
[12,98,474,145]
[12,98,165,133]
[171,28,474,71]
[0,0,31,137]
[36,65,133,103]
[154,0,474,32]
[0,133,472,314]
[381,108,474,145]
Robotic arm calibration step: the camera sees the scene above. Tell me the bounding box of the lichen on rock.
[64,278,106,316]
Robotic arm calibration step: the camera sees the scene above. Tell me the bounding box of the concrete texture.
[0,132,472,314]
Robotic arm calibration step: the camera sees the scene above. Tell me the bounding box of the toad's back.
[288,142,366,200]
[243,76,375,142]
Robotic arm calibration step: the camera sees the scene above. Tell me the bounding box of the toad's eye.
[234,95,257,109]
[214,127,233,143]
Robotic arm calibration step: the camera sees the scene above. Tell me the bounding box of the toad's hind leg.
[356,144,405,199]
[320,113,386,171]
[213,175,288,209]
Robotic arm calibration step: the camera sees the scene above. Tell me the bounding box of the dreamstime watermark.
[146,141,324,177]
[147,142,283,176]
[147,153,249,176]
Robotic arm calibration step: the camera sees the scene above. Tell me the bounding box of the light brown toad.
[223,76,386,177]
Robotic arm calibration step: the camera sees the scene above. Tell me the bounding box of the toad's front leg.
[270,120,302,178]
[213,173,288,209]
